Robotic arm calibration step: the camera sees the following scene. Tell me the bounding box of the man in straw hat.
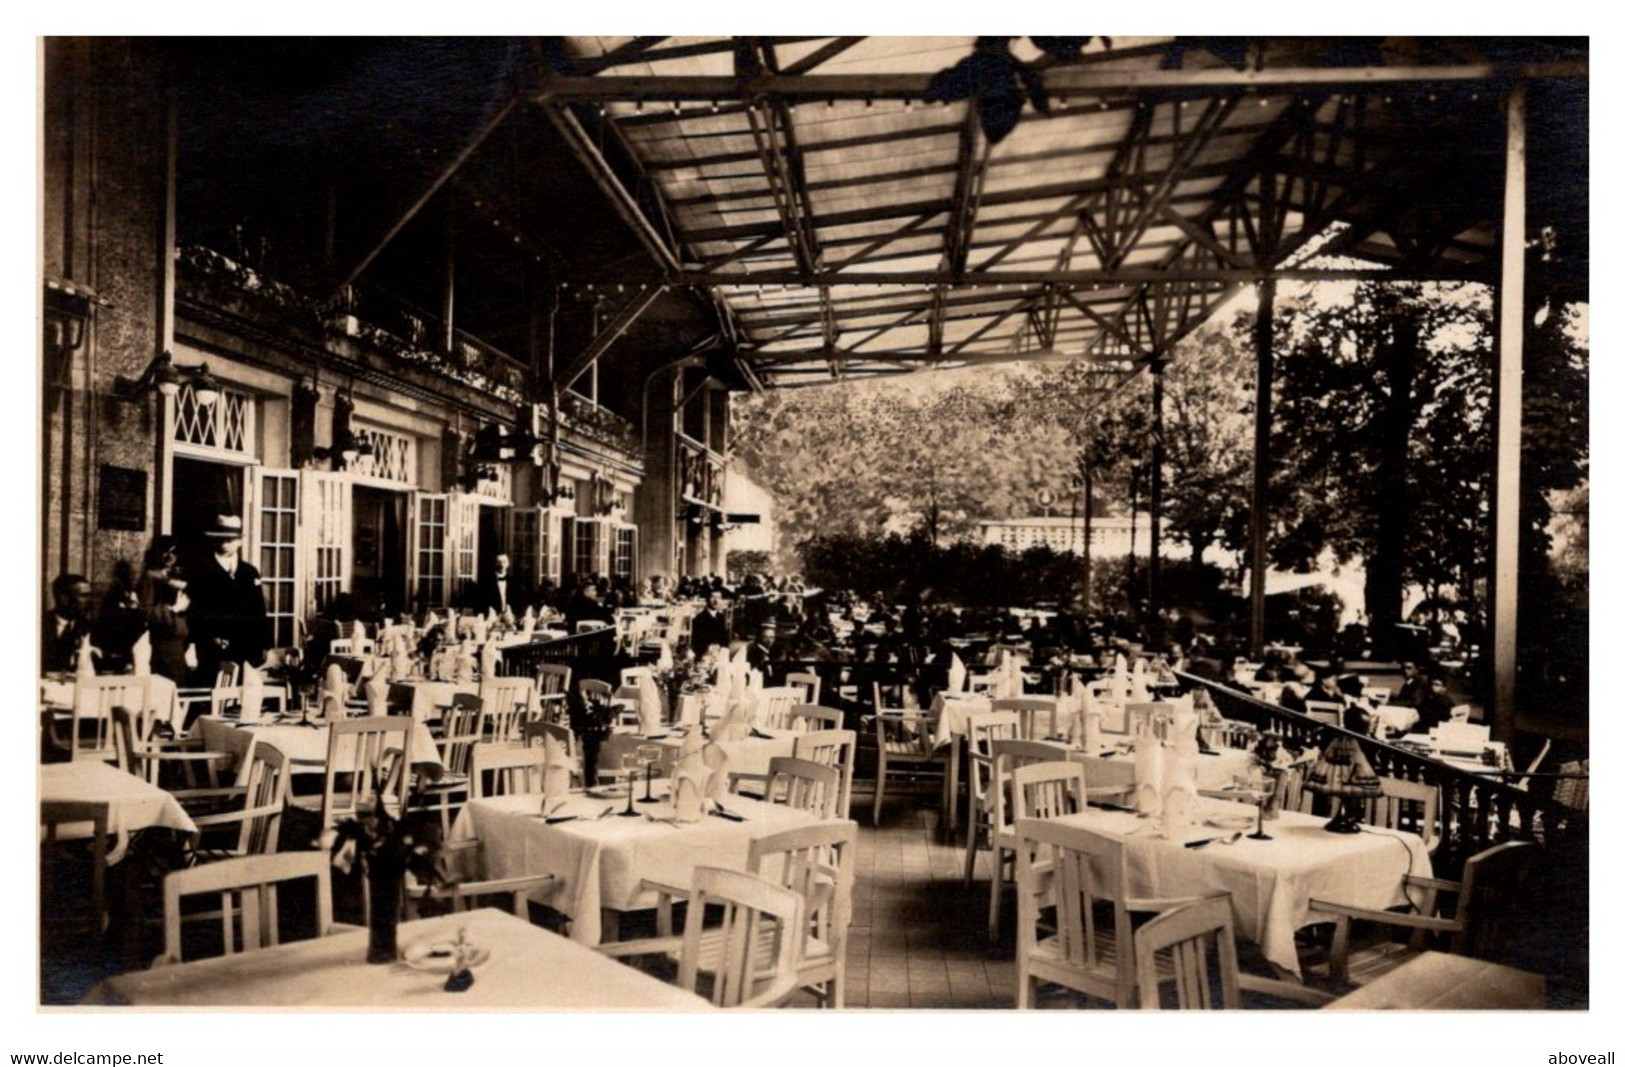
[185,513,268,682]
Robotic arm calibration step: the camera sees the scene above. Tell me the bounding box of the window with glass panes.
[613,525,636,582]
[257,473,299,648]
[415,495,447,610]
[572,518,600,579]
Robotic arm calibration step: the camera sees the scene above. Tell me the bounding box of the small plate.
[402,940,491,973]
[1206,813,1254,831]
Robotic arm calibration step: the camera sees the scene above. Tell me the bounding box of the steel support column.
[1248,278,1276,656]
[1488,83,1527,743]
[1149,358,1165,624]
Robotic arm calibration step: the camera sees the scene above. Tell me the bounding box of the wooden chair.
[111,705,226,794]
[744,756,840,820]
[70,677,152,764]
[785,671,822,707]
[1010,760,1088,821]
[478,677,537,742]
[416,697,481,834]
[1134,894,1333,1010]
[1362,776,1440,854]
[756,687,803,731]
[985,738,1071,941]
[746,823,856,1008]
[992,696,1061,740]
[405,838,556,920]
[187,742,291,862]
[869,683,945,827]
[40,800,116,934]
[579,678,614,706]
[1308,840,1541,987]
[788,705,841,733]
[293,716,414,835]
[533,664,572,722]
[598,866,805,1008]
[1013,818,1190,1009]
[155,852,339,966]
[1552,759,1589,811]
[792,728,857,819]
[961,709,1021,888]
[470,742,547,799]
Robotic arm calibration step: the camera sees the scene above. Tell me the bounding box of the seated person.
[42,572,94,673]
[1413,674,1456,734]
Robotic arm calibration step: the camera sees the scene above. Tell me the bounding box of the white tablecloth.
[393,680,468,724]
[195,716,444,784]
[40,760,198,842]
[451,790,832,945]
[85,907,712,1009]
[930,693,1070,747]
[1050,800,1431,975]
[41,674,185,731]
[1071,744,1256,794]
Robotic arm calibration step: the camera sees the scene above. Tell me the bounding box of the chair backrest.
[761,756,841,819]
[1011,760,1089,821]
[215,662,242,688]
[110,705,157,784]
[74,677,150,762]
[787,704,842,732]
[871,681,915,714]
[1455,840,1541,960]
[678,866,806,1009]
[747,821,856,975]
[754,687,801,731]
[989,739,1071,841]
[785,671,821,707]
[965,710,1022,801]
[1133,894,1241,1010]
[992,697,1058,740]
[1013,817,1136,1007]
[620,666,653,689]
[1275,766,1310,814]
[327,638,355,657]
[523,719,578,764]
[158,851,334,965]
[1552,759,1589,811]
[792,729,857,819]
[230,742,292,857]
[1365,776,1439,851]
[319,717,414,832]
[534,663,572,698]
[470,742,547,799]
[578,679,614,705]
[1303,701,1344,728]
[478,677,536,742]
[437,699,484,778]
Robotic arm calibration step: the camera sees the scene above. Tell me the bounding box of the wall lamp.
[311,391,373,469]
[114,350,221,406]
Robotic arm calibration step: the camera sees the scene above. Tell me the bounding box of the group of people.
[42,514,270,685]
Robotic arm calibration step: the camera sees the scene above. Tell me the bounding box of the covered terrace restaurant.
[38,36,1587,1013]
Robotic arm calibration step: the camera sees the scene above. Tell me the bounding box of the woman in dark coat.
[146,579,191,685]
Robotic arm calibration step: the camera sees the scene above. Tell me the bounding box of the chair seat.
[418,773,470,792]
[882,739,938,759]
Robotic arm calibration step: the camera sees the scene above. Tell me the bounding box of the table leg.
[944,738,962,834]
[600,908,620,943]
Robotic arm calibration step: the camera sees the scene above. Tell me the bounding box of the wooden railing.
[500,627,625,686]
[1176,671,1587,878]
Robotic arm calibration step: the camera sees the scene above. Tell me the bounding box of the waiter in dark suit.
[744,618,779,674]
[471,553,516,616]
[41,573,94,673]
[689,589,730,655]
[186,514,268,682]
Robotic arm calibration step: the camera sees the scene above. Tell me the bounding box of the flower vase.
[581,733,604,789]
[366,860,405,964]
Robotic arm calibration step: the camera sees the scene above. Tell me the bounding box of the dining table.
[449,786,835,946]
[193,714,444,784]
[1048,795,1433,977]
[1325,951,1546,1010]
[40,673,187,732]
[600,724,798,782]
[83,907,713,1009]
[40,760,199,855]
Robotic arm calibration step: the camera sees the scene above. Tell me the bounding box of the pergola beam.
[680,265,1485,286]
[555,286,662,389]
[533,62,1585,103]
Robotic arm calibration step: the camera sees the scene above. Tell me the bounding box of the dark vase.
[366,859,404,964]
[581,733,604,788]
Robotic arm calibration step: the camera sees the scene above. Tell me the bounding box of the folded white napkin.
[1134,731,1164,817]
[391,644,413,682]
[1170,703,1200,759]
[130,631,152,677]
[320,662,349,718]
[670,731,709,822]
[1113,654,1129,703]
[479,641,500,680]
[453,643,476,688]
[637,673,664,733]
[713,695,753,742]
[731,644,749,670]
[655,641,674,671]
[76,634,97,678]
[1159,753,1198,838]
[541,732,572,798]
[364,671,391,717]
[948,653,967,695]
[240,661,266,723]
[424,611,441,630]
[702,741,731,806]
